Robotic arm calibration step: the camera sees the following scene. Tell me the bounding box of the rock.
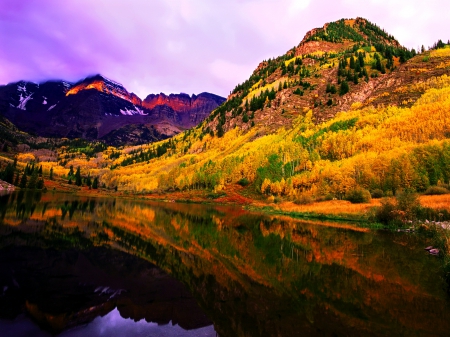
[429,248,440,255]
[424,246,433,251]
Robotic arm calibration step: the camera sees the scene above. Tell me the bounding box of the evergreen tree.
[19,172,27,188]
[216,124,224,137]
[75,167,82,186]
[330,85,337,94]
[49,167,53,180]
[13,174,19,186]
[86,174,92,188]
[2,164,14,184]
[36,178,44,189]
[27,171,38,189]
[68,165,74,177]
[349,56,355,69]
[376,57,382,71]
[38,165,43,176]
[358,53,365,67]
[339,81,349,95]
[92,177,99,189]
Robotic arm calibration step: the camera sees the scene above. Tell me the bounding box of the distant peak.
[66,74,142,105]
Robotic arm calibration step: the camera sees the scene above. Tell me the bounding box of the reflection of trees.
[1,193,450,336]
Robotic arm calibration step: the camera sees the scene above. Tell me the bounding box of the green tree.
[358,53,365,67]
[1,164,14,184]
[36,178,44,189]
[339,81,349,95]
[27,171,38,189]
[92,177,99,189]
[349,56,355,69]
[75,167,82,186]
[19,172,27,188]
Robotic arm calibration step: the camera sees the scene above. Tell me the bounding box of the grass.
[419,194,450,211]
[269,199,381,215]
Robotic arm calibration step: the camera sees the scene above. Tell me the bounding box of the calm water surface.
[0,191,449,336]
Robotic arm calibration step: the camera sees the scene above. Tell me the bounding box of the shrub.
[396,189,420,214]
[294,195,314,205]
[345,188,371,203]
[424,186,449,195]
[237,178,250,186]
[375,190,422,225]
[207,192,226,199]
[375,198,397,224]
[371,189,384,198]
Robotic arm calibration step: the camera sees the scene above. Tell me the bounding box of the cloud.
[0,0,448,98]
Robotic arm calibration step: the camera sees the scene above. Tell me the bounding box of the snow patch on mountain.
[119,106,146,116]
[17,93,33,110]
[17,84,27,93]
[42,96,47,105]
[47,104,57,111]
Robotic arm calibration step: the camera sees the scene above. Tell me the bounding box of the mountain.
[93,18,450,198]
[0,75,225,146]
[203,17,418,136]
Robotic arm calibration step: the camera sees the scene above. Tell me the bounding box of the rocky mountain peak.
[66,74,142,105]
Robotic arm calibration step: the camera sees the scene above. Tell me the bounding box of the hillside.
[1,18,450,206]
[0,75,225,146]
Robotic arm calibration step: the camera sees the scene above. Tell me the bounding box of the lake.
[0,191,449,336]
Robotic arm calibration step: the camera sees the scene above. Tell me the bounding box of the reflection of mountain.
[0,192,449,337]
[0,246,212,334]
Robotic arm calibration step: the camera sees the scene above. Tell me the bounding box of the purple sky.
[1,0,448,98]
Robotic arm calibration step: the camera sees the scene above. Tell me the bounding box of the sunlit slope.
[103,68,450,197]
[95,21,450,197]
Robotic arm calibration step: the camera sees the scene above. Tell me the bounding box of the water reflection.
[0,192,449,337]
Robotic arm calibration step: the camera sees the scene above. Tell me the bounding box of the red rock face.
[144,92,224,112]
[142,93,192,112]
[66,75,142,106]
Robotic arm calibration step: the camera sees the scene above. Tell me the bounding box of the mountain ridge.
[0,74,225,145]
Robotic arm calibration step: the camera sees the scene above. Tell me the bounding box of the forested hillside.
[1,18,450,205]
